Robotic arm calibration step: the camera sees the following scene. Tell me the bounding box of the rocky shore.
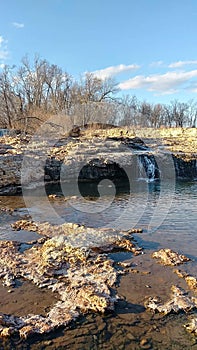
[0,215,197,345]
[0,218,142,339]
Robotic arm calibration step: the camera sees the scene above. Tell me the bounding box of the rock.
[140,338,152,349]
[174,269,197,293]
[185,276,197,293]
[69,125,80,137]
[2,273,15,287]
[127,332,136,341]
[152,248,190,266]
[184,315,197,336]
[11,220,39,232]
[0,327,15,337]
[144,285,197,315]
[0,220,142,339]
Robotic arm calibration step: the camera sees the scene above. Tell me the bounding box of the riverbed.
[0,179,197,349]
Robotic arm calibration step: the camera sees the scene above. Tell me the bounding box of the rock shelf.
[0,221,142,339]
[0,127,197,195]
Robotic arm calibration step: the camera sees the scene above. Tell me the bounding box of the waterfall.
[121,137,160,182]
[138,154,160,182]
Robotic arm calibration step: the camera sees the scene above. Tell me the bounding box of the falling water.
[122,138,160,182]
[138,154,160,182]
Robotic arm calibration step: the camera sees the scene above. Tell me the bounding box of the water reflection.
[0,180,197,259]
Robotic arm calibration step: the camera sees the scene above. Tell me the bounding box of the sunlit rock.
[145,285,197,315]
[185,276,197,293]
[152,248,190,266]
[174,269,197,293]
[184,315,197,336]
[0,220,142,339]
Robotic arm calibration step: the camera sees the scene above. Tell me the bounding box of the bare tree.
[0,65,21,128]
[150,104,165,128]
[72,73,118,125]
[186,99,197,127]
[170,100,188,127]
[1,54,197,132]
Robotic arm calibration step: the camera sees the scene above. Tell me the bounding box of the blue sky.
[1,0,197,103]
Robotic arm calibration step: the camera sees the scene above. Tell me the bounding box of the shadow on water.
[132,235,161,251]
[115,300,146,315]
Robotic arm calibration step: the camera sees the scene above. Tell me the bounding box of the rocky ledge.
[0,127,196,195]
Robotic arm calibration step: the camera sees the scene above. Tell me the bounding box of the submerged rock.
[152,248,190,266]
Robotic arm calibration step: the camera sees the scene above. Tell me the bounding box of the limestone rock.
[0,221,141,339]
[145,285,197,315]
[152,248,190,266]
[184,315,197,336]
[174,269,197,293]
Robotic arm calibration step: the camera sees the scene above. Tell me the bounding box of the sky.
[1,0,197,104]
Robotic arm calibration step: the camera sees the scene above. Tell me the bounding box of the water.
[37,180,196,260]
[0,180,197,349]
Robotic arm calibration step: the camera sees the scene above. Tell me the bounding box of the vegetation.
[0,55,197,132]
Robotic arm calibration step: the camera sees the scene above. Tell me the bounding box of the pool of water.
[8,179,196,259]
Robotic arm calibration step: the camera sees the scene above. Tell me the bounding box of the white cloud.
[12,22,24,29]
[0,35,9,60]
[118,70,197,95]
[0,63,5,69]
[92,64,140,79]
[169,60,197,68]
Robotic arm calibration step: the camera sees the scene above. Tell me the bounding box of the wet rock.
[144,285,197,315]
[11,219,142,254]
[140,338,152,349]
[127,228,143,234]
[185,276,197,293]
[126,332,136,341]
[0,219,143,339]
[152,248,190,266]
[0,207,14,214]
[117,261,133,268]
[174,269,197,293]
[11,220,39,232]
[0,326,15,337]
[2,273,15,287]
[184,315,197,336]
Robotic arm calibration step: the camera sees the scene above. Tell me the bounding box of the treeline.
[0,55,196,132]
